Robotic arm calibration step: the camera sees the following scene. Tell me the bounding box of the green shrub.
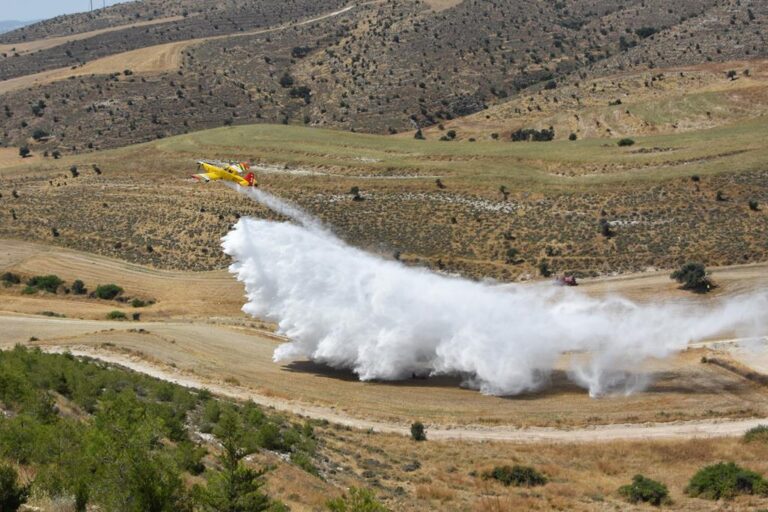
[291,450,318,476]
[484,465,547,487]
[32,129,49,141]
[71,279,87,295]
[95,284,124,300]
[0,465,28,512]
[617,138,635,147]
[744,425,768,443]
[670,262,712,292]
[686,462,768,500]
[410,421,426,441]
[618,474,670,506]
[326,487,388,512]
[1,272,21,285]
[26,275,63,293]
[106,310,127,320]
[131,298,147,308]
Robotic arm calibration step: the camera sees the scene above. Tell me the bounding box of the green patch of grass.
[153,118,768,191]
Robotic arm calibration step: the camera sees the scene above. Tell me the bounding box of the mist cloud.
[221,188,768,397]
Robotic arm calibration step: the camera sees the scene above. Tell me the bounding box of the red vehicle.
[555,275,578,286]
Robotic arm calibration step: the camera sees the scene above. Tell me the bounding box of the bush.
[27,275,63,293]
[71,279,87,295]
[686,462,767,500]
[131,298,147,308]
[618,474,670,506]
[95,284,124,300]
[568,132,577,141]
[510,127,554,142]
[749,200,759,211]
[106,310,127,320]
[289,86,312,104]
[635,26,659,39]
[1,272,21,285]
[326,487,388,512]
[32,129,49,141]
[484,465,547,487]
[19,146,30,158]
[744,425,768,443]
[617,138,635,147]
[670,262,712,292]
[0,465,28,512]
[410,421,426,441]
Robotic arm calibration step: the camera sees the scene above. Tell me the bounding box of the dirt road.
[2,310,766,442]
[32,341,768,443]
[2,238,768,440]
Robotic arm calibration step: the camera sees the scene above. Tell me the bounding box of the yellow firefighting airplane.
[192,160,257,187]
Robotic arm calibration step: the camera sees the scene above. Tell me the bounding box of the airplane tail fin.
[245,172,256,187]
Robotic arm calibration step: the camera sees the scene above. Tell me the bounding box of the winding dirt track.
[1,311,765,444]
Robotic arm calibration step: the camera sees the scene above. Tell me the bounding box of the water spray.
[222,186,768,397]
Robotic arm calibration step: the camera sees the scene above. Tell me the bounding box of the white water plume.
[222,187,768,397]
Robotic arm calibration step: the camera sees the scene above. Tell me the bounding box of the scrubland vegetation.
[0,346,323,511]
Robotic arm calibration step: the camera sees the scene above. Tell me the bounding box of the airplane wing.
[192,172,219,182]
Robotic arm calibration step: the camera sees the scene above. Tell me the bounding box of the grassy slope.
[1,117,766,279]
[158,118,768,190]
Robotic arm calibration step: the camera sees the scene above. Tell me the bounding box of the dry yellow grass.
[0,40,188,95]
[425,59,768,141]
[422,0,464,11]
[0,147,39,168]
[319,426,768,511]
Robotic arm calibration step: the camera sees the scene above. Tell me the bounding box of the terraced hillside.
[0,0,767,154]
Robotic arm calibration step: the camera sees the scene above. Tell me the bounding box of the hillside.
[0,0,766,155]
[0,120,765,280]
